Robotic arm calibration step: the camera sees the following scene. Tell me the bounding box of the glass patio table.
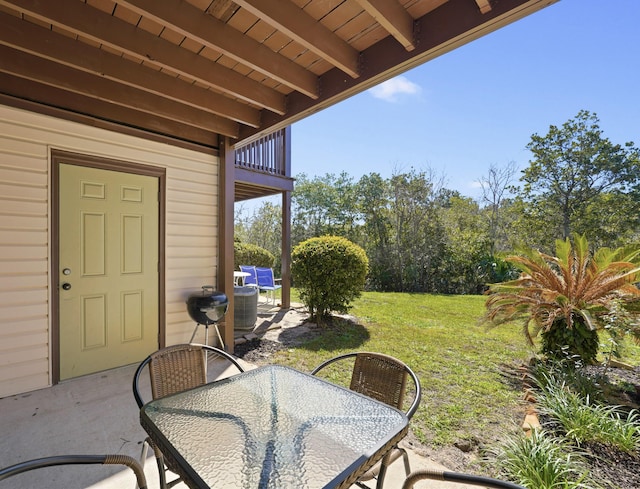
[140,364,408,489]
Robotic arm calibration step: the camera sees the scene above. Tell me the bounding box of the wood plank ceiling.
[0,0,556,150]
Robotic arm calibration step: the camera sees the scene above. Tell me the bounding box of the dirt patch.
[586,441,640,489]
[233,337,287,363]
[233,307,323,364]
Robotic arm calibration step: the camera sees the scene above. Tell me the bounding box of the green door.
[59,164,159,379]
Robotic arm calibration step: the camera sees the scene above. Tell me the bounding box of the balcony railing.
[234,128,288,177]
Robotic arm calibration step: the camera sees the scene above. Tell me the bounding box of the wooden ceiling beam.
[234,0,360,78]
[0,12,260,127]
[355,0,416,51]
[475,0,493,14]
[0,0,286,114]
[0,45,239,137]
[0,73,218,148]
[117,0,320,99]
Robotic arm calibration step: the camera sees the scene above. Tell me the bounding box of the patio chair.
[132,343,245,489]
[255,266,282,304]
[0,454,147,488]
[311,352,422,489]
[239,265,258,287]
[402,469,525,489]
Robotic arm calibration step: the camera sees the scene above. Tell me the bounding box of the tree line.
[235,110,640,294]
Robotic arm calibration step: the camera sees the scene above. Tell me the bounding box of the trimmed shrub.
[292,235,368,322]
[234,242,275,270]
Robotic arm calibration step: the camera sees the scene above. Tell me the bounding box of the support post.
[281,189,291,308]
[281,126,292,308]
[219,138,235,352]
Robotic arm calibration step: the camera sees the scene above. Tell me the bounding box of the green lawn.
[272,291,640,453]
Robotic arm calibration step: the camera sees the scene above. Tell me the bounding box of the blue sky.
[242,0,640,213]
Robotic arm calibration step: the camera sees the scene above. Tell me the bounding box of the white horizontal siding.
[0,121,50,398]
[0,104,221,398]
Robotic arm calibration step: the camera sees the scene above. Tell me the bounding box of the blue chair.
[255,267,282,304]
[239,265,258,287]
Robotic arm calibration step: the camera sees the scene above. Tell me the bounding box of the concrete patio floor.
[0,305,478,489]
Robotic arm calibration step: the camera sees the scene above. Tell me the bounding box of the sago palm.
[484,234,640,363]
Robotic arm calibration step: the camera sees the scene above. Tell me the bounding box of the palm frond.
[582,266,640,303]
[507,255,565,294]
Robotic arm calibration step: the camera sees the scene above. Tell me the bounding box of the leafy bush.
[291,235,368,322]
[477,255,521,285]
[540,319,601,366]
[234,241,275,270]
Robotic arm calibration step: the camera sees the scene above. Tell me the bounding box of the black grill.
[186,286,228,325]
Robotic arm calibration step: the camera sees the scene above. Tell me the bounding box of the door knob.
[62,283,71,290]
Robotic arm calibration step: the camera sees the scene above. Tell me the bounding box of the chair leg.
[401,448,411,476]
[374,447,409,489]
[139,440,149,471]
[376,462,389,489]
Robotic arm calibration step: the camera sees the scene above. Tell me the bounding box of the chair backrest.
[311,352,421,419]
[351,352,407,410]
[133,343,245,408]
[0,454,147,488]
[239,265,258,286]
[255,266,276,287]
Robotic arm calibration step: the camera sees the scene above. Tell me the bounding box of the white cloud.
[368,76,421,102]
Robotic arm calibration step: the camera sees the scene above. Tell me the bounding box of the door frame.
[51,149,166,384]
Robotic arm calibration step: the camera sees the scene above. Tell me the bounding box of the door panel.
[59,163,159,379]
